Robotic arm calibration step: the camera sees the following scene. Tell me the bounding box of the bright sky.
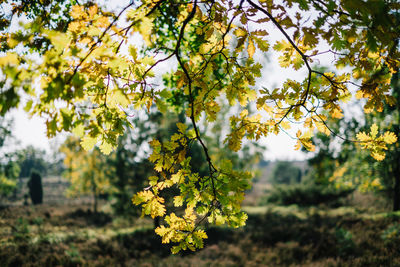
[10,108,52,151]
[8,1,313,161]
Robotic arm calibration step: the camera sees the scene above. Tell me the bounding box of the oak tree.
[309,72,400,211]
[0,0,399,252]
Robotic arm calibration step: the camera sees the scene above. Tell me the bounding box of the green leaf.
[24,100,33,112]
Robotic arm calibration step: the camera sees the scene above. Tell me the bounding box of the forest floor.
[1,202,400,266]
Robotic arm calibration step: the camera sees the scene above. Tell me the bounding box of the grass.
[1,203,400,266]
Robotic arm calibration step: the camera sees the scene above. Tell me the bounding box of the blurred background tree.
[108,111,168,217]
[16,146,48,178]
[270,161,302,185]
[304,71,400,211]
[0,118,19,204]
[60,136,115,213]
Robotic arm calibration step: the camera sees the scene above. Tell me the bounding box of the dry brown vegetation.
[1,201,400,266]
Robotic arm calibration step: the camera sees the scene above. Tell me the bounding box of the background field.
[1,172,399,267]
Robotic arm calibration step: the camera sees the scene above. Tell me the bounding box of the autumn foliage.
[0,0,399,252]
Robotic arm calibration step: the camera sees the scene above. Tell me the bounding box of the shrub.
[335,227,356,257]
[381,223,400,247]
[263,184,354,207]
[271,161,303,185]
[27,170,43,205]
[12,218,30,242]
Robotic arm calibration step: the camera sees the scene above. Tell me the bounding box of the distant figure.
[27,171,43,205]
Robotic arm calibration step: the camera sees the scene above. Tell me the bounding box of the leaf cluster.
[1,0,399,251]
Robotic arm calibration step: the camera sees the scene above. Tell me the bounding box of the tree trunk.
[93,193,98,214]
[92,177,98,214]
[394,161,400,211]
[394,71,400,211]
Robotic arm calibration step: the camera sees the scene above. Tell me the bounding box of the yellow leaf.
[171,170,183,184]
[370,124,378,139]
[280,121,291,130]
[273,40,290,51]
[71,5,85,19]
[331,107,343,119]
[315,121,330,136]
[24,100,33,113]
[301,139,315,151]
[7,36,19,48]
[68,21,81,32]
[72,124,85,138]
[254,36,269,52]
[356,132,370,142]
[171,245,181,254]
[46,30,70,52]
[278,55,291,68]
[173,196,184,207]
[149,176,158,186]
[99,141,113,155]
[383,132,397,144]
[177,150,186,163]
[247,39,255,58]
[371,151,385,161]
[194,229,208,239]
[88,4,98,17]
[155,225,168,238]
[177,122,187,134]
[149,198,166,218]
[132,190,153,205]
[81,136,98,151]
[0,52,19,66]
[155,161,163,172]
[294,140,301,150]
[301,130,313,139]
[149,139,161,148]
[109,89,130,108]
[234,27,247,37]
[139,17,154,45]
